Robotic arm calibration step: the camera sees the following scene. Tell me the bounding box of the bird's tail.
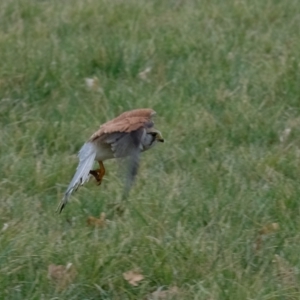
[57,142,97,213]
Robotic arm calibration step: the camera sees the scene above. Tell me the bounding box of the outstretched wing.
[105,128,145,198]
[57,142,97,213]
[90,108,155,141]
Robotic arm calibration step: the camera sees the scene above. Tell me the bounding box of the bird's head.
[142,128,164,151]
[149,129,164,143]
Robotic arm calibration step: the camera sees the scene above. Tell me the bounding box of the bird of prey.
[57,108,164,213]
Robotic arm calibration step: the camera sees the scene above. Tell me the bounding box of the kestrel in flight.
[57,108,164,213]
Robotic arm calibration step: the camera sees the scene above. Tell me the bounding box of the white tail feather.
[57,142,97,213]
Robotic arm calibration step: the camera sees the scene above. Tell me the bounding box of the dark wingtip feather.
[56,202,65,214]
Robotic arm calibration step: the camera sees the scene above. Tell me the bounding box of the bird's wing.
[89,108,155,141]
[57,142,97,213]
[105,128,146,198]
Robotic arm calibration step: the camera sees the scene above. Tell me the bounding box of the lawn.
[1,0,300,299]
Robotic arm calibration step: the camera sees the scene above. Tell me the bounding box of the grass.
[1,0,300,298]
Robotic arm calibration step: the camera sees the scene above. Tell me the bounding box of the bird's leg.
[89,161,106,185]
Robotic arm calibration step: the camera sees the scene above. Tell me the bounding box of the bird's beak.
[156,133,164,143]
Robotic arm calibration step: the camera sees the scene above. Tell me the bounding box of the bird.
[57,108,164,213]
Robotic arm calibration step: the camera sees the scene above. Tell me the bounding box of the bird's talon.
[89,164,105,185]
[89,170,100,183]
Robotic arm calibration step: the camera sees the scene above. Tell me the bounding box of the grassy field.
[1,0,300,299]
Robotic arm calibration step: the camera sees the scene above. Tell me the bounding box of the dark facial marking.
[149,132,157,145]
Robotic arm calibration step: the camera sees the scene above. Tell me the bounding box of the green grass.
[1,0,300,298]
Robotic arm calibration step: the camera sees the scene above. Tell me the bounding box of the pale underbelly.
[95,145,115,161]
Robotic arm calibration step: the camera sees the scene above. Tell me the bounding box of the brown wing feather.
[90,108,155,141]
